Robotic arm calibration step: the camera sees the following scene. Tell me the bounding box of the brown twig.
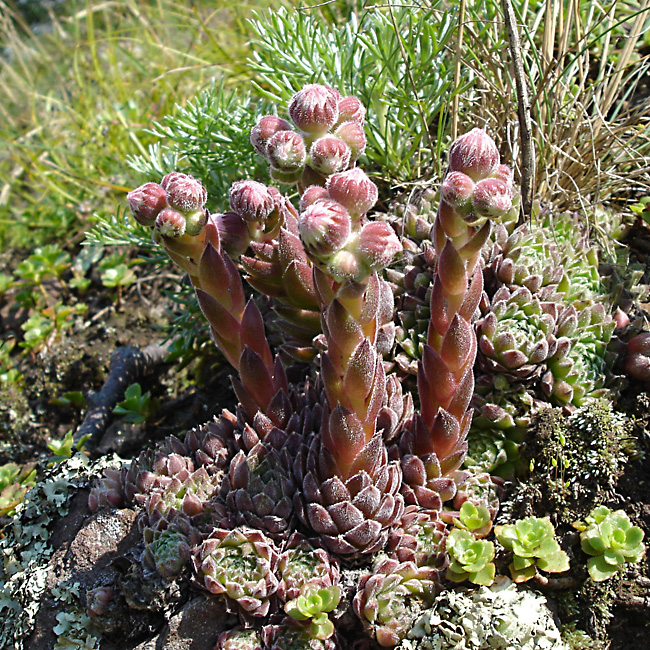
[74,340,173,449]
[501,0,535,219]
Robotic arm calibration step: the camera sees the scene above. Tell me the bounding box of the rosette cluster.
[251,84,366,186]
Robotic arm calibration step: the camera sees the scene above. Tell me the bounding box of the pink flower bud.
[472,178,512,218]
[216,211,250,257]
[299,199,351,258]
[299,185,329,212]
[493,163,513,187]
[155,207,186,238]
[229,180,275,222]
[440,171,475,215]
[288,84,340,134]
[326,167,378,217]
[250,115,293,158]
[127,182,168,226]
[449,128,500,181]
[266,130,307,171]
[357,221,402,270]
[337,95,366,124]
[625,333,650,381]
[334,121,366,161]
[309,135,351,175]
[161,172,207,213]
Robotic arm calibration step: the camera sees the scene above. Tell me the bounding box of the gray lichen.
[0,453,120,650]
[398,579,566,650]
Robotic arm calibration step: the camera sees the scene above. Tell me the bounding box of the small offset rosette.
[195,527,280,618]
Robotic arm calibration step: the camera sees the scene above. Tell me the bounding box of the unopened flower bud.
[309,135,351,175]
[337,95,366,125]
[161,172,207,213]
[334,121,366,161]
[299,185,329,212]
[472,178,512,218]
[449,128,500,181]
[357,221,402,270]
[184,208,208,236]
[87,587,114,618]
[625,332,650,381]
[266,130,307,172]
[229,180,275,222]
[326,167,378,218]
[441,171,475,215]
[155,207,186,238]
[289,84,340,134]
[299,199,351,259]
[250,115,293,158]
[215,211,250,257]
[493,164,513,186]
[127,182,168,226]
[327,249,361,282]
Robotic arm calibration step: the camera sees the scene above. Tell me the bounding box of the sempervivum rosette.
[353,557,439,647]
[542,302,617,407]
[386,505,448,571]
[89,435,193,511]
[262,620,340,650]
[142,515,202,580]
[195,527,280,618]
[476,286,563,380]
[294,403,405,558]
[216,627,264,650]
[221,438,296,538]
[277,533,340,603]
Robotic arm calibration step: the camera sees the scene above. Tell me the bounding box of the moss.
[509,400,631,523]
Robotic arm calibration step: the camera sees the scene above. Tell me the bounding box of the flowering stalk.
[127,174,286,419]
[401,129,516,508]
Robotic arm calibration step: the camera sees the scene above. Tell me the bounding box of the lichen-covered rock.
[397,580,566,650]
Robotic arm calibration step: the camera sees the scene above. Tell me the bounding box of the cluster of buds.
[251,84,366,187]
[127,172,208,239]
[299,167,401,283]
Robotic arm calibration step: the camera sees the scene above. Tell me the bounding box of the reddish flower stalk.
[401,129,516,508]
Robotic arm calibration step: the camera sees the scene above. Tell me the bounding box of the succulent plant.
[263,620,340,650]
[445,528,496,586]
[387,505,448,570]
[495,516,570,582]
[142,515,201,579]
[542,303,617,407]
[354,557,439,646]
[195,527,280,617]
[277,533,340,603]
[476,286,562,380]
[220,440,296,537]
[108,80,636,649]
[216,627,264,650]
[449,500,493,538]
[575,506,645,582]
[285,583,341,640]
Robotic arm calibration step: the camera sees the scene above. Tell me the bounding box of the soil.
[2,217,650,649]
